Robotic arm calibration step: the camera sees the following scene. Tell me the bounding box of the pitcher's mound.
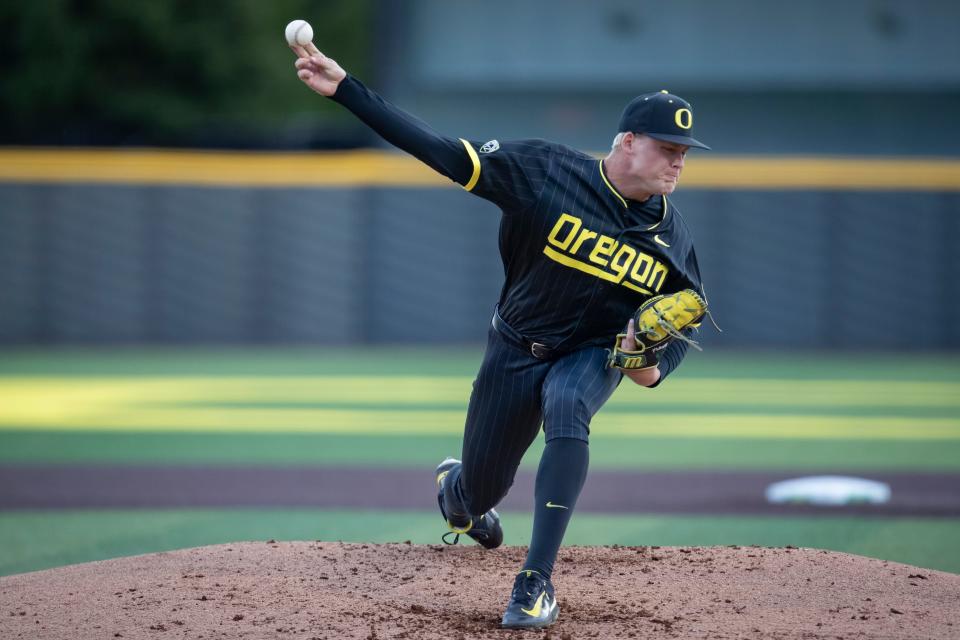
[1,542,958,639]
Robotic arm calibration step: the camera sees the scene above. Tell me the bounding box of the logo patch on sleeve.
[479,140,500,154]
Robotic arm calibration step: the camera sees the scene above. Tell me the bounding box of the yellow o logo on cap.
[674,108,693,130]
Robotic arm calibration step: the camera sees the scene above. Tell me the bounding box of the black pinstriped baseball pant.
[449,319,622,518]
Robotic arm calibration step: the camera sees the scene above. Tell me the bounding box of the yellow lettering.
[675,108,693,130]
[630,253,654,284]
[570,229,598,254]
[546,213,582,250]
[646,262,669,292]
[588,235,617,267]
[608,244,637,283]
[542,213,669,295]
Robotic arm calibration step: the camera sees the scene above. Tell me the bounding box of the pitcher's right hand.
[291,44,346,97]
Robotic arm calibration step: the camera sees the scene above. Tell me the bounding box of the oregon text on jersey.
[543,213,668,296]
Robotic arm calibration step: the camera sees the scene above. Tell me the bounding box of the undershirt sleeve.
[649,340,689,387]
[330,74,475,186]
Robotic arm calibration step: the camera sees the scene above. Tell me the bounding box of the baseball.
[284,19,313,47]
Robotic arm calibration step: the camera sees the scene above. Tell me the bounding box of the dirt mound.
[1,542,958,639]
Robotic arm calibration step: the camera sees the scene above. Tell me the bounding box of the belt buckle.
[530,342,551,359]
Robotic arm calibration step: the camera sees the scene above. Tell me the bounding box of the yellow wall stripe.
[1,148,959,190]
[459,139,481,191]
[0,148,448,188]
[682,156,960,190]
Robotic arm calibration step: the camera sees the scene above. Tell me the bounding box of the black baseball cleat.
[501,569,560,629]
[435,457,503,550]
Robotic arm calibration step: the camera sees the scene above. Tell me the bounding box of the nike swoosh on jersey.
[521,591,547,617]
[545,501,569,509]
[654,234,670,247]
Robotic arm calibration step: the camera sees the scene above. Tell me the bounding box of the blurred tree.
[0,0,373,147]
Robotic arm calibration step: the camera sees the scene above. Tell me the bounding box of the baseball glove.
[607,288,708,371]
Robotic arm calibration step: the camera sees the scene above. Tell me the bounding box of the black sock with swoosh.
[522,437,589,579]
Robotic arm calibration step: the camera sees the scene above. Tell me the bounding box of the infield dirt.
[1,542,958,639]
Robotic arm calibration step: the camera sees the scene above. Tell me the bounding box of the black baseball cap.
[618,90,710,150]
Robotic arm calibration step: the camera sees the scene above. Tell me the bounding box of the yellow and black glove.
[607,289,708,371]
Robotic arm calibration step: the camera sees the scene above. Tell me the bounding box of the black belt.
[491,309,557,360]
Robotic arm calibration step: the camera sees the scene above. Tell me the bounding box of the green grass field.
[1,348,959,577]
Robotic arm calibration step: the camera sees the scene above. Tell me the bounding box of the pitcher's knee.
[542,398,591,441]
[459,458,515,515]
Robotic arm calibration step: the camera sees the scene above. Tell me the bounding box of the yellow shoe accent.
[436,470,449,488]
[521,591,547,617]
[447,519,472,535]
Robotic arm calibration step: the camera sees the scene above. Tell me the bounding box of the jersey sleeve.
[459,138,553,213]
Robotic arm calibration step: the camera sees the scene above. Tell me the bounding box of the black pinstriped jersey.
[457,138,704,351]
[330,75,704,376]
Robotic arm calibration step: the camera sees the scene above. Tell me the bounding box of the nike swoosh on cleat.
[545,502,569,509]
[654,234,670,247]
[521,591,547,617]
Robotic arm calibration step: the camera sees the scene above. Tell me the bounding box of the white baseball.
[284,20,314,47]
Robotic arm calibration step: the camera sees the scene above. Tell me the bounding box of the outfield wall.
[1,151,958,348]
